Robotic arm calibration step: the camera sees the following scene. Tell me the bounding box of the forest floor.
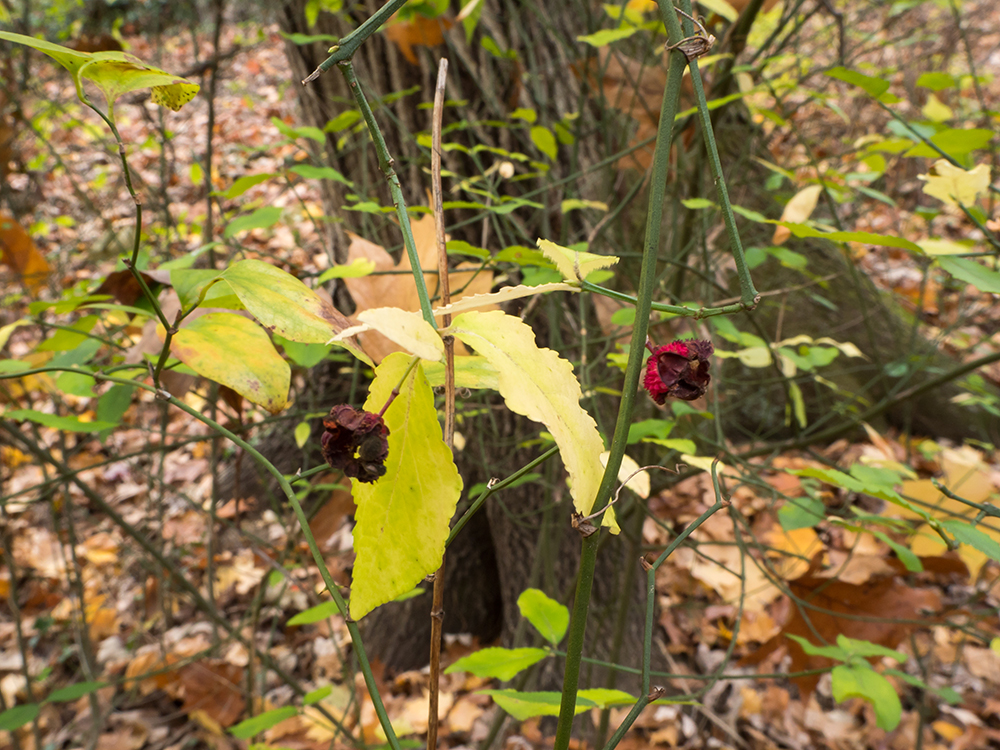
[2,4,1000,750]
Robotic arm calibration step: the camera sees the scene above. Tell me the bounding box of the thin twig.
[427,57,451,750]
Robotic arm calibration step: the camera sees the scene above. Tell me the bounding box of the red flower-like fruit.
[321,404,390,484]
[643,339,714,404]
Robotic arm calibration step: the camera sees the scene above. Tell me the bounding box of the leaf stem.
[675,0,758,309]
[427,57,451,750]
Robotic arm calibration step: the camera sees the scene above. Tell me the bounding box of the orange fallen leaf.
[0,212,50,293]
[343,211,494,362]
[384,13,453,65]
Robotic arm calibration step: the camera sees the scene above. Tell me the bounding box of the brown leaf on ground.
[1,212,50,292]
[176,660,246,728]
[741,555,945,696]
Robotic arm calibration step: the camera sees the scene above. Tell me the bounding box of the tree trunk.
[259,0,997,687]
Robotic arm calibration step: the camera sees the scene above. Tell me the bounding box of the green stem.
[675,0,758,309]
[580,281,752,318]
[551,3,691,746]
[339,61,436,327]
[302,0,409,83]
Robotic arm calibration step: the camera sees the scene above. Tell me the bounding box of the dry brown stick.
[427,56,452,750]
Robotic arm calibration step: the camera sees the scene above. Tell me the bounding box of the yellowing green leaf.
[537,239,619,282]
[161,313,289,413]
[449,310,604,516]
[921,93,953,122]
[918,238,976,255]
[918,160,991,207]
[316,258,376,283]
[0,33,198,117]
[220,259,370,364]
[530,126,558,160]
[772,185,823,245]
[433,282,578,317]
[561,199,609,214]
[356,308,443,361]
[576,27,640,47]
[350,353,462,619]
[695,0,738,21]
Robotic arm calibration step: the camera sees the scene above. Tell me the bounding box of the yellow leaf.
[537,238,620,282]
[772,185,823,245]
[449,310,605,516]
[356,308,443,362]
[921,94,953,123]
[919,160,990,207]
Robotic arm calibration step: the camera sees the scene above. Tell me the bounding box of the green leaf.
[835,635,906,662]
[304,686,333,705]
[45,681,106,703]
[164,313,290,413]
[826,66,890,98]
[220,260,369,363]
[867,529,922,572]
[942,519,1000,561]
[915,72,954,91]
[445,647,548,680]
[4,409,116,433]
[517,589,569,646]
[287,601,339,625]
[561,199,608,214]
[221,173,275,200]
[294,421,311,448]
[325,110,362,131]
[530,126,558,160]
[170,269,243,310]
[776,223,922,253]
[0,703,40,730]
[786,634,849,662]
[831,664,901,731]
[276,335,332,368]
[682,197,715,210]
[577,688,638,707]
[56,367,97,397]
[904,128,994,158]
[778,496,826,531]
[937,256,1000,294]
[316,258,376,283]
[694,0,738,21]
[289,164,352,185]
[230,706,299,739]
[449,311,606,521]
[224,206,283,238]
[349,354,463,620]
[576,27,639,47]
[480,690,596,720]
[0,32,199,115]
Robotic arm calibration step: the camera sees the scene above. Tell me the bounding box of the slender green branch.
[552,2,691,745]
[580,281,752,318]
[675,0,758,309]
[302,0,409,83]
[339,61,436,327]
[601,688,663,750]
[446,446,560,547]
